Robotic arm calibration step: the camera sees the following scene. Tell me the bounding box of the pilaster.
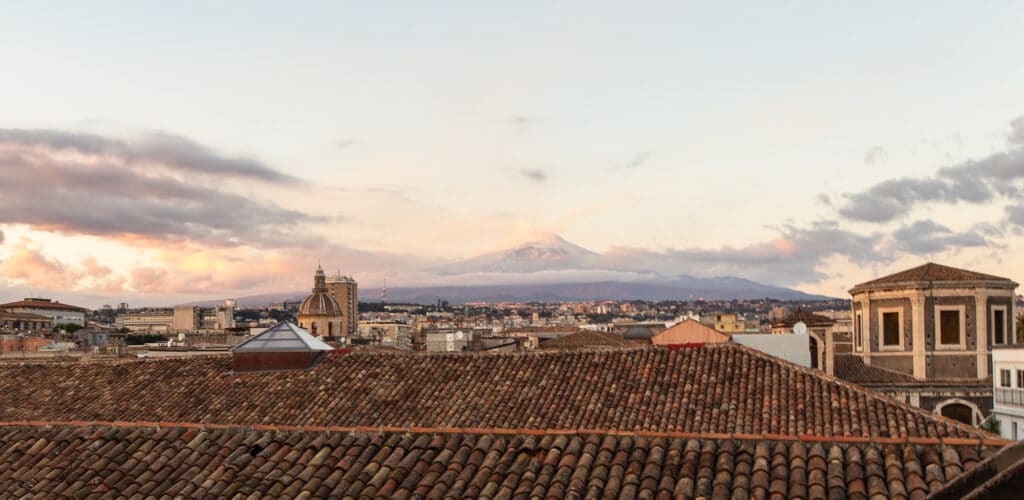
[911,293,926,379]
[975,291,989,378]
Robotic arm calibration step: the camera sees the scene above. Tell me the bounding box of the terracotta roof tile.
[0,344,987,440]
[850,262,1015,292]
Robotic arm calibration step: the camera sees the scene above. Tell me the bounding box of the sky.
[2,1,1024,307]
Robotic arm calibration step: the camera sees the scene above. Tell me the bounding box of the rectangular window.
[882,312,900,347]
[855,312,863,351]
[1001,369,1012,388]
[994,309,1007,345]
[1014,422,1019,441]
[1017,369,1024,389]
[939,310,961,346]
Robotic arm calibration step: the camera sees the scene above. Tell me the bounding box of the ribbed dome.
[298,292,342,316]
[298,265,342,317]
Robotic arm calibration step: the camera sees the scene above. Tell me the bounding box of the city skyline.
[3,2,1024,307]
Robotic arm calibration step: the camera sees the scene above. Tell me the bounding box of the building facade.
[325,271,358,339]
[992,346,1024,440]
[297,266,345,341]
[0,298,87,326]
[0,312,53,332]
[837,262,1018,425]
[770,309,836,372]
[115,310,174,332]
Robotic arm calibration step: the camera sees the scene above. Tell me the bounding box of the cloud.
[603,221,884,284]
[3,241,70,289]
[864,146,887,165]
[0,229,4,245]
[520,169,547,183]
[0,130,316,247]
[839,115,1024,223]
[890,220,991,254]
[622,151,653,170]
[511,115,541,128]
[0,129,301,185]
[335,139,356,149]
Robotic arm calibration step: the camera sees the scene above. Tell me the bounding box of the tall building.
[325,270,358,339]
[297,266,344,340]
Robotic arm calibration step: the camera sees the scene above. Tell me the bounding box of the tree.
[55,323,84,333]
[1017,312,1024,344]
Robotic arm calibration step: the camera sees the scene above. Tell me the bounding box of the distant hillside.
[188,234,837,306]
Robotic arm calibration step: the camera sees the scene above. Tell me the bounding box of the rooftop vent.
[230,322,334,373]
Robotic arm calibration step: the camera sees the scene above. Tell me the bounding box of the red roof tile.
[0,344,987,439]
[835,355,992,387]
[537,330,637,349]
[851,262,1015,293]
[0,299,88,312]
[0,425,1002,498]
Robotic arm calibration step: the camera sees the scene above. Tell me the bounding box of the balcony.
[995,387,1024,407]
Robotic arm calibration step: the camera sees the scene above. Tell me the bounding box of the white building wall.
[732,333,811,367]
[993,347,1024,440]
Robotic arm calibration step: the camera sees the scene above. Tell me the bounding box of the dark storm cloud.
[890,220,990,254]
[0,128,302,185]
[838,116,1024,223]
[0,131,315,247]
[520,168,547,183]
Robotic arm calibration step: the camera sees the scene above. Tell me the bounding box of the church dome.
[298,266,342,317]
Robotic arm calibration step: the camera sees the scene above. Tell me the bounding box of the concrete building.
[297,266,344,341]
[172,302,235,332]
[835,262,1018,425]
[993,346,1024,440]
[0,298,87,326]
[0,311,53,332]
[325,271,358,339]
[0,335,52,353]
[115,310,174,332]
[770,309,836,372]
[357,320,411,345]
[702,312,759,333]
[173,306,201,331]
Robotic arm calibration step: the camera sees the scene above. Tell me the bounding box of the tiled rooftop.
[0,344,987,439]
[835,355,993,387]
[850,262,1015,292]
[772,308,836,328]
[537,330,637,349]
[0,423,1002,499]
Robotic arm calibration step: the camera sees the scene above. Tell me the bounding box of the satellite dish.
[455,331,464,340]
[793,321,808,335]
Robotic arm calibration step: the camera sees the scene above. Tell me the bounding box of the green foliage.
[978,415,1001,435]
[1017,312,1024,344]
[125,334,170,346]
[55,323,85,333]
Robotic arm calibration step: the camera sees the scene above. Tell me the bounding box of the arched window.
[311,322,318,335]
[328,322,334,337]
[940,403,973,425]
[936,399,983,425]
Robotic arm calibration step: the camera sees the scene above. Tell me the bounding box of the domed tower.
[297,266,344,341]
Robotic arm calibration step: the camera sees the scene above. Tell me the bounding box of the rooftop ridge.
[0,420,1009,447]
[725,342,998,440]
